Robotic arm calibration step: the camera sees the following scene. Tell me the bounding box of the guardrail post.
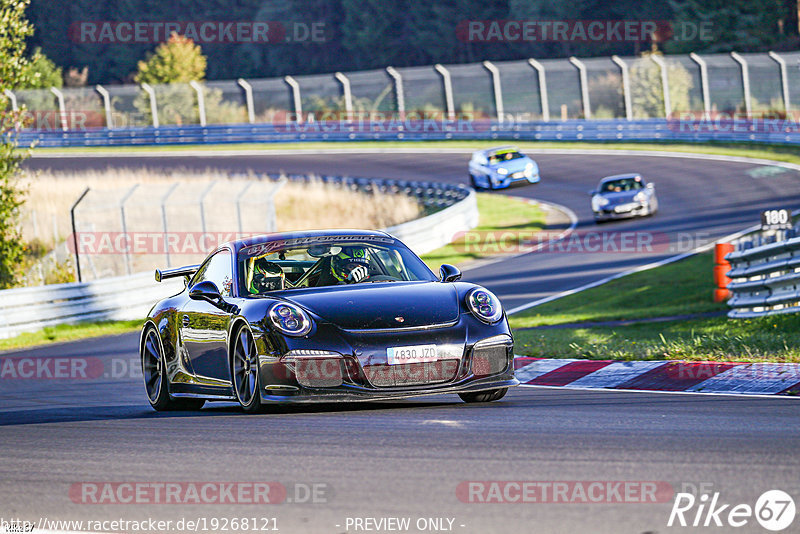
[527,59,550,122]
[434,64,456,121]
[50,87,68,131]
[569,57,591,119]
[140,83,159,128]
[237,78,256,124]
[334,72,354,122]
[3,89,18,111]
[95,84,113,128]
[611,55,632,120]
[119,184,139,276]
[189,81,207,126]
[235,182,254,234]
[650,54,671,118]
[284,76,303,124]
[266,177,287,232]
[482,60,504,124]
[160,183,179,268]
[70,187,90,282]
[386,66,405,120]
[730,52,752,116]
[689,53,711,118]
[768,51,790,113]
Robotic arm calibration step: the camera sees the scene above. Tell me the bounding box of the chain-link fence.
[9,51,800,130]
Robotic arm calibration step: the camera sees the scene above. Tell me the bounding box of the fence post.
[650,54,671,118]
[569,57,591,119]
[386,66,405,120]
[237,78,256,124]
[334,72,353,122]
[689,53,711,118]
[266,178,287,232]
[768,51,790,113]
[482,61,504,124]
[140,83,159,127]
[4,89,18,111]
[70,187,90,282]
[198,181,217,237]
[160,183,179,268]
[189,81,207,126]
[235,182,254,234]
[119,184,140,276]
[434,64,456,121]
[284,76,303,124]
[50,87,68,131]
[611,55,632,120]
[95,84,113,128]
[527,59,550,122]
[730,52,751,116]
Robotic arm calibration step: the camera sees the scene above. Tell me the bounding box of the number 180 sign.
[761,209,793,231]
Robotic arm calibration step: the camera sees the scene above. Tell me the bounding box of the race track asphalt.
[1,149,798,534]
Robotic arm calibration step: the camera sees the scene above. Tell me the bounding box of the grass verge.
[0,320,141,352]
[510,252,800,363]
[421,193,546,270]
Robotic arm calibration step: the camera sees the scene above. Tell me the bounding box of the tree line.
[24,0,800,85]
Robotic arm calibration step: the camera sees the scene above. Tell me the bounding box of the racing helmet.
[249,258,285,293]
[331,246,370,282]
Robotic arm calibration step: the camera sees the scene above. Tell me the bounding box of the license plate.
[387,344,438,365]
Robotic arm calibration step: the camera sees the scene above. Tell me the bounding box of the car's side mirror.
[439,264,462,283]
[189,280,222,303]
[589,189,597,196]
[646,182,655,189]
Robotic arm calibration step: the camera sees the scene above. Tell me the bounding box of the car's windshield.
[488,151,523,165]
[600,177,644,193]
[237,236,436,295]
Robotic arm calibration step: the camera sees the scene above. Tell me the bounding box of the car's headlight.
[268,302,312,336]
[591,195,609,211]
[466,288,504,324]
[633,191,647,202]
[496,168,508,175]
[525,162,534,170]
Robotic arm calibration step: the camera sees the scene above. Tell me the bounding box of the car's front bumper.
[492,171,540,189]
[594,202,649,220]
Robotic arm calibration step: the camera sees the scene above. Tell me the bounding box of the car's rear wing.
[154,264,200,283]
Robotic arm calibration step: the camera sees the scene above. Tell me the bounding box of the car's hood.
[283,281,460,329]
[489,158,532,173]
[599,190,642,204]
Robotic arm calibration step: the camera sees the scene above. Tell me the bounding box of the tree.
[19,47,62,89]
[629,52,693,118]
[0,0,34,288]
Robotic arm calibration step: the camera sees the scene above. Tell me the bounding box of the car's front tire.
[459,387,508,403]
[141,325,204,411]
[470,173,482,190]
[231,323,264,413]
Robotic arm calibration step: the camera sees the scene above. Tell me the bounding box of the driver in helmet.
[326,246,371,285]
[247,256,285,294]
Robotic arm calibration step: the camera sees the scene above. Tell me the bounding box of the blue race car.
[468,146,540,190]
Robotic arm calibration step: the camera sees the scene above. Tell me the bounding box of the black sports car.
[140,230,517,412]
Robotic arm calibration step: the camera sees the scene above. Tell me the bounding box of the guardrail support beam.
[3,89,18,112]
[768,51,790,113]
[95,85,113,128]
[386,66,405,120]
[569,57,591,120]
[50,87,68,131]
[284,76,303,124]
[237,78,256,124]
[483,60,505,124]
[689,53,711,117]
[527,59,549,121]
[434,64,456,121]
[189,81,207,126]
[140,83,159,128]
[611,55,632,121]
[730,52,752,116]
[334,72,354,122]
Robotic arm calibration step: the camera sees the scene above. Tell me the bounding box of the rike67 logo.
[668,490,795,531]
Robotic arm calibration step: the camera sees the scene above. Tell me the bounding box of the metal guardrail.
[0,177,477,339]
[18,119,800,148]
[726,237,800,318]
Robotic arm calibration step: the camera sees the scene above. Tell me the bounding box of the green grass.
[509,252,725,328]
[0,319,142,352]
[28,139,800,168]
[509,251,800,363]
[421,193,546,270]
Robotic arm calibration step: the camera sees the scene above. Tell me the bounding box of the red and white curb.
[514,358,800,396]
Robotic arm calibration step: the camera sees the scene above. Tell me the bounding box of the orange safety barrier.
[713,242,735,302]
